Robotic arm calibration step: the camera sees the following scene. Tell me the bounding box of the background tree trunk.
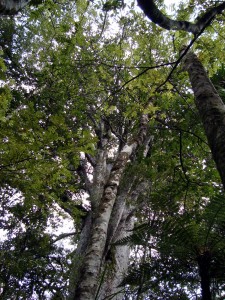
[197,251,212,300]
[183,50,225,189]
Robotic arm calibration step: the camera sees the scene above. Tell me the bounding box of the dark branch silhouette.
[137,0,225,35]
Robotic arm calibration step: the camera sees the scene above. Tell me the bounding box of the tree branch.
[137,0,225,35]
[52,232,76,244]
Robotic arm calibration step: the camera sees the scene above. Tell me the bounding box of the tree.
[0,2,156,298]
[0,0,32,14]
[121,193,225,299]
[138,0,225,190]
[1,0,225,299]
[182,50,225,190]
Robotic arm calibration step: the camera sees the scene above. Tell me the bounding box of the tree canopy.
[1,0,225,299]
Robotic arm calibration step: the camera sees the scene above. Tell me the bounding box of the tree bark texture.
[68,115,151,300]
[0,0,30,15]
[183,50,225,190]
[98,180,151,300]
[68,213,92,299]
[137,0,225,35]
[98,205,135,300]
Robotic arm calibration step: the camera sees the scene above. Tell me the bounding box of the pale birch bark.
[98,180,151,300]
[98,205,135,300]
[68,144,108,299]
[0,0,30,14]
[90,148,108,212]
[69,115,149,300]
[183,50,225,189]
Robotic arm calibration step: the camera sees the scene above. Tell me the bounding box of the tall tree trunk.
[197,251,212,300]
[68,115,150,300]
[183,50,225,189]
[98,205,134,300]
[98,180,151,300]
[0,0,30,15]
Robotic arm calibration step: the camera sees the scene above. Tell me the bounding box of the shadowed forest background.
[1,0,225,299]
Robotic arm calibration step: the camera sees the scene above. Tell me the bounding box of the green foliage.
[103,0,124,11]
[119,193,225,298]
[211,64,225,102]
[1,0,225,298]
[0,57,7,80]
[0,86,12,121]
[0,188,71,299]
